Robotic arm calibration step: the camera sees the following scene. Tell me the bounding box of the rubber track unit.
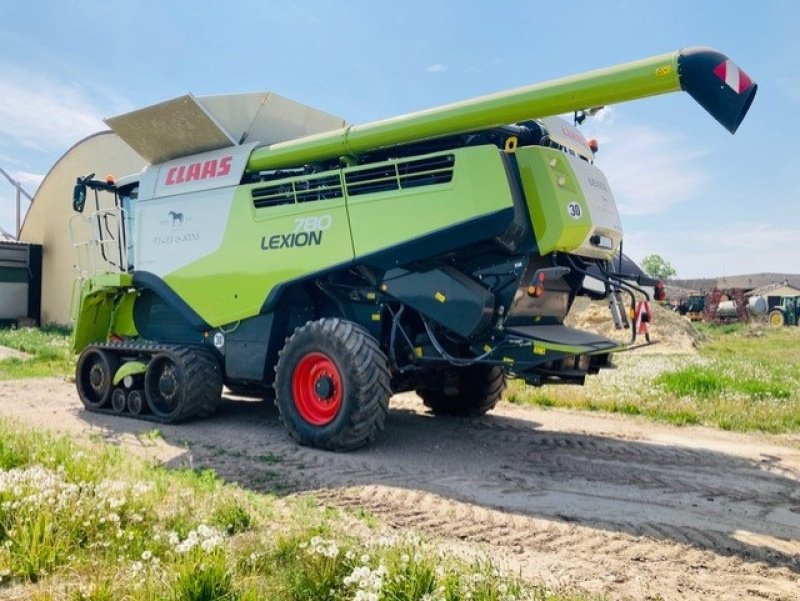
[77,342,222,424]
[419,364,506,416]
[274,318,391,451]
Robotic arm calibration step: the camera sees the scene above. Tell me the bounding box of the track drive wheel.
[76,347,120,410]
[418,364,506,417]
[274,318,391,451]
[143,347,222,423]
[769,310,786,327]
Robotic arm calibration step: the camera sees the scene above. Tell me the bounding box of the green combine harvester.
[70,47,756,450]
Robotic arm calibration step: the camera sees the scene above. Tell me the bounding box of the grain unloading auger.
[70,47,756,450]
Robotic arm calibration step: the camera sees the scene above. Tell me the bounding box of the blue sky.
[0,0,797,278]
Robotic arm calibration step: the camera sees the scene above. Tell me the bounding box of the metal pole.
[16,188,21,239]
[0,165,34,241]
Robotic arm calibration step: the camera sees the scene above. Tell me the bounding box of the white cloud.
[8,171,44,196]
[426,63,447,73]
[586,123,708,216]
[0,65,131,153]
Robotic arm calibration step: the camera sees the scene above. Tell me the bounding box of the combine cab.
[70,47,756,450]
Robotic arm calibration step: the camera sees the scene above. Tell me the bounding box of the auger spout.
[246,46,756,172]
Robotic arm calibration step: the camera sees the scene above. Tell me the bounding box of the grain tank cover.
[105,92,346,165]
[198,93,346,148]
[105,95,237,165]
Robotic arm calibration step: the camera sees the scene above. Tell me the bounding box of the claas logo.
[165,156,233,185]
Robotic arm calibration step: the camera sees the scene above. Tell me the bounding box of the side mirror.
[72,173,94,213]
[72,178,87,213]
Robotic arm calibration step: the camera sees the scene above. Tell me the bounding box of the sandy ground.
[0,345,30,361]
[0,377,798,600]
[566,299,706,354]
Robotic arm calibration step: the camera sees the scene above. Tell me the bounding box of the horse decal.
[168,211,184,228]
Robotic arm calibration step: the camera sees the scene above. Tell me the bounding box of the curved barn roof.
[19,132,144,325]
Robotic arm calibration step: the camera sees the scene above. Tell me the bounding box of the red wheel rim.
[292,352,343,426]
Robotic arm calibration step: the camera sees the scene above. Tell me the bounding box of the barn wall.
[19,133,144,325]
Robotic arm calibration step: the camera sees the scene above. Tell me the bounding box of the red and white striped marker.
[634,300,651,340]
[713,60,753,94]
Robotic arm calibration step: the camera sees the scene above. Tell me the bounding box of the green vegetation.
[640,253,677,280]
[508,324,800,433]
[0,327,72,381]
[0,421,597,601]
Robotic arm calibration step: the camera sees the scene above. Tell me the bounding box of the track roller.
[127,390,146,415]
[110,388,127,413]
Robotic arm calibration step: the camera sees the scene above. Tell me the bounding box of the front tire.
[274,318,390,451]
[418,364,506,417]
[769,310,786,327]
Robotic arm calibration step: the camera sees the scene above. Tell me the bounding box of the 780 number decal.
[261,215,333,250]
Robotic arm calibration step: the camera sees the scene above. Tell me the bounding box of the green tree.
[641,254,677,281]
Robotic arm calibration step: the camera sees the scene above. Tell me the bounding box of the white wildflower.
[306,536,339,559]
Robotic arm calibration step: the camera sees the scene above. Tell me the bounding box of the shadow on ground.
[74,392,800,575]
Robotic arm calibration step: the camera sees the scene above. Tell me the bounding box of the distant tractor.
[768,296,800,327]
[678,294,706,321]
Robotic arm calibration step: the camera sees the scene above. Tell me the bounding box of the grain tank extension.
[70,47,756,450]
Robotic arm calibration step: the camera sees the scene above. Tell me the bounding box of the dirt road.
[1,377,798,600]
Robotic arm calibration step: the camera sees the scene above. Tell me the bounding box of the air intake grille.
[252,174,343,209]
[345,154,455,197]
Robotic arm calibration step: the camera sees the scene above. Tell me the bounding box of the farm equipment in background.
[678,294,706,321]
[69,47,756,450]
[768,296,800,327]
[703,288,750,323]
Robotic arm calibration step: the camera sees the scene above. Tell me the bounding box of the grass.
[0,420,598,601]
[0,327,73,381]
[508,323,800,433]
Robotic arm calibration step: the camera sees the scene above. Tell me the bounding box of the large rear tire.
[143,347,222,423]
[418,364,506,417]
[274,318,390,451]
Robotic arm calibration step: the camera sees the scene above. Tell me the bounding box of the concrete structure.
[19,132,144,325]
